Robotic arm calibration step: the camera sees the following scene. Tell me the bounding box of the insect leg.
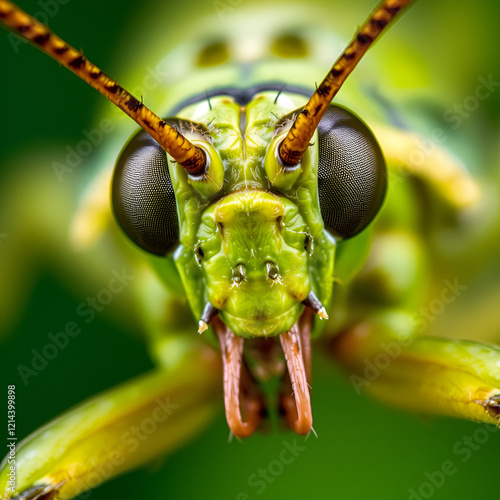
[330,314,500,425]
[0,344,221,499]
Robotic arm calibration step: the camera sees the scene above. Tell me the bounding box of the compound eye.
[112,129,179,255]
[317,105,387,239]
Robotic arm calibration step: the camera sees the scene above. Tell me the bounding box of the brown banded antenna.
[0,0,206,175]
[278,0,414,166]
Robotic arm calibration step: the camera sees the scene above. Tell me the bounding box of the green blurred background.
[1,0,500,499]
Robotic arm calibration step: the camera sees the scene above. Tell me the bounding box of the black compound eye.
[317,105,387,239]
[112,129,179,255]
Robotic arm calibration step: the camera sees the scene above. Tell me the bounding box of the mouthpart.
[211,307,316,438]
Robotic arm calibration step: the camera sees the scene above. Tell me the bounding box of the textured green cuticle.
[167,92,336,337]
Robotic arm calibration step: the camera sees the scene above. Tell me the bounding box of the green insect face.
[112,87,386,435]
[113,89,386,340]
[114,91,326,331]
[180,91,331,340]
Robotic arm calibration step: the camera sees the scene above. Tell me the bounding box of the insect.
[0,0,500,500]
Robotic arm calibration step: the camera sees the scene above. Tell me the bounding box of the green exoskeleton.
[1,0,500,498]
